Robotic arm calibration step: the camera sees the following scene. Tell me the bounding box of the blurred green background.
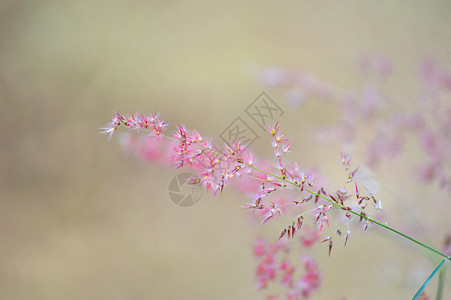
[1,1,450,299]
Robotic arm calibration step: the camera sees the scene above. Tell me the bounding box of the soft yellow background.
[1,1,450,299]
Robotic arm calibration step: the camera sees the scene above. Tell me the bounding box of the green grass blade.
[413,259,446,300]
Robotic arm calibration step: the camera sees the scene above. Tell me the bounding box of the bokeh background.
[1,1,450,299]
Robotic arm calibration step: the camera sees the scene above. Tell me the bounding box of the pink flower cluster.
[172,124,257,197]
[102,112,384,236]
[103,109,390,298]
[101,112,167,140]
[119,134,173,165]
[253,237,321,299]
[412,60,451,189]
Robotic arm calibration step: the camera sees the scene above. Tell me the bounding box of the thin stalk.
[435,267,445,300]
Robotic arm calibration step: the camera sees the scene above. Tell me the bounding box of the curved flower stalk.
[102,111,450,298]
